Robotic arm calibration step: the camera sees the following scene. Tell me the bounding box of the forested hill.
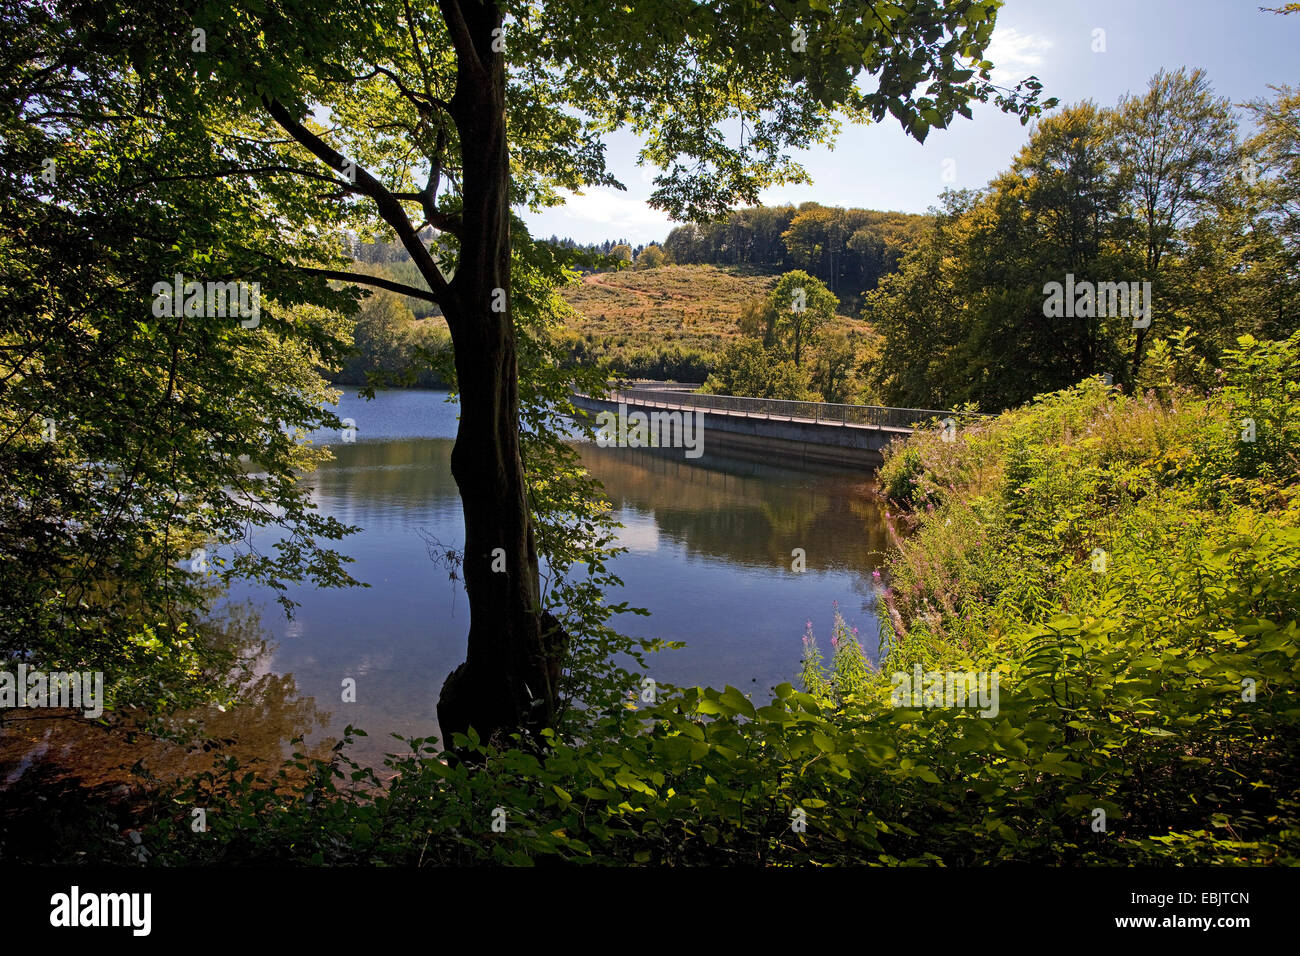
[337,203,926,387]
[661,203,929,312]
[349,202,929,317]
[539,203,930,314]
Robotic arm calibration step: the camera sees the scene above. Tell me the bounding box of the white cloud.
[982,27,1052,83]
[559,188,673,233]
[615,514,660,554]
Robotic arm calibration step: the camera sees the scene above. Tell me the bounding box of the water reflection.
[574,441,889,697]
[0,603,332,802]
[579,443,888,572]
[251,393,891,763]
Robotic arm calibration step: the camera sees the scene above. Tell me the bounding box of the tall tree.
[1111,68,1237,377]
[866,190,975,407]
[771,270,837,367]
[1243,84,1300,336]
[1010,101,1125,383]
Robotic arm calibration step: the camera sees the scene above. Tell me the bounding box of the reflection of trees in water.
[578,444,890,572]
[0,601,330,802]
[317,436,892,574]
[310,438,461,513]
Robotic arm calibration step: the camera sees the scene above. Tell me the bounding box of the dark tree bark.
[269,1,563,747]
[432,0,558,746]
[264,0,603,748]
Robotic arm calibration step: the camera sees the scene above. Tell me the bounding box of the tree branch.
[353,65,453,117]
[263,97,451,301]
[120,164,356,195]
[299,267,441,304]
[392,195,462,236]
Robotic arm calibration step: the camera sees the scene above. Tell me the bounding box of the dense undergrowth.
[30,334,1300,866]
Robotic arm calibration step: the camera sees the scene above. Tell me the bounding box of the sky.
[519,0,1298,247]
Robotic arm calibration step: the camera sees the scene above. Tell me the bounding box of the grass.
[558,264,864,377]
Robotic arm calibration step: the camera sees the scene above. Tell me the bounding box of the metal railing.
[598,388,986,432]
[617,378,703,393]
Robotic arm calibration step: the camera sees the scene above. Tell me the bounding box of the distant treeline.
[346,231,446,320]
[559,336,714,383]
[543,235,638,258]
[340,203,928,382]
[328,287,450,389]
[540,204,930,308]
[663,203,928,311]
[352,202,927,314]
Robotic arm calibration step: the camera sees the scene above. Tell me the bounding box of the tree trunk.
[1131,236,1163,383]
[1130,325,1148,383]
[435,0,561,747]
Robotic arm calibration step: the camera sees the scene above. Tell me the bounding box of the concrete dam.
[571,384,976,468]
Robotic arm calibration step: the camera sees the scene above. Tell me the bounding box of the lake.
[214,388,891,767]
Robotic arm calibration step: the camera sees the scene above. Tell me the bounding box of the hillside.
[561,264,774,350]
[558,264,865,381]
